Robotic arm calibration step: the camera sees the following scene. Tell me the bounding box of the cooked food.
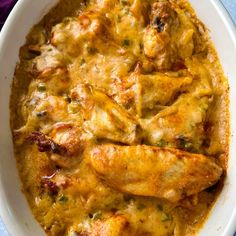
[10,0,229,235]
[88,145,222,202]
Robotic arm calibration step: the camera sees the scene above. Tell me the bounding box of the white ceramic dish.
[0,0,236,235]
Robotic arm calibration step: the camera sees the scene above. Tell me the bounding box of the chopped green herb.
[137,203,146,210]
[123,195,134,202]
[157,204,163,211]
[184,142,193,150]
[117,15,122,23]
[58,195,68,203]
[123,6,131,14]
[36,111,47,118]
[139,43,144,50]
[201,103,209,112]
[80,58,86,66]
[161,212,173,222]
[68,102,80,114]
[123,39,130,46]
[92,211,102,220]
[87,47,98,54]
[63,17,72,24]
[63,94,71,103]
[37,83,46,92]
[177,71,184,76]
[120,0,129,5]
[176,135,194,151]
[156,139,166,147]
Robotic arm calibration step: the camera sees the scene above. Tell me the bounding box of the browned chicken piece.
[141,93,211,151]
[15,94,70,141]
[133,72,192,117]
[143,1,202,71]
[26,121,96,167]
[36,67,70,95]
[88,144,222,202]
[79,215,131,236]
[26,131,69,156]
[33,44,69,72]
[70,84,140,145]
[140,59,213,150]
[143,1,178,70]
[50,123,85,156]
[73,200,177,236]
[91,215,130,236]
[26,126,85,166]
[51,11,111,56]
[143,26,171,70]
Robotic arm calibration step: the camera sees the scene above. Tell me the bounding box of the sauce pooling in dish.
[10,0,229,235]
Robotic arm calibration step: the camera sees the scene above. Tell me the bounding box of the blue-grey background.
[0,0,235,235]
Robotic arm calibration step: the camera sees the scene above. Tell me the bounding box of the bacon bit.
[26,131,69,156]
[204,121,213,133]
[41,178,59,196]
[12,130,22,141]
[171,61,187,71]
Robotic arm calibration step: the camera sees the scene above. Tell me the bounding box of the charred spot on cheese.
[26,131,69,156]
[152,17,165,32]
[41,178,59,196]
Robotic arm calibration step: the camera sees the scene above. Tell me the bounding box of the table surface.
[0,0,236,235]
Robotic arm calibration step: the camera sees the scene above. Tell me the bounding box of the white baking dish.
[0,0,236,235]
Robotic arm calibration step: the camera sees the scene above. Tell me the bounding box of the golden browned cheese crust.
[10,0,229,235]
[88,145,223,202]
